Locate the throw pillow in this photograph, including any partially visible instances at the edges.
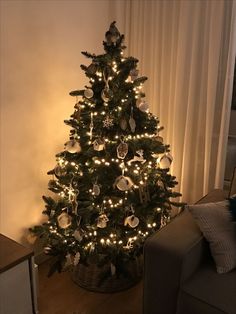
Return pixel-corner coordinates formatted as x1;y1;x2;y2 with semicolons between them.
188;200;236;274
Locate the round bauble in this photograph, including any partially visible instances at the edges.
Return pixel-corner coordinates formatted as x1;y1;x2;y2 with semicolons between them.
101;88;113;102
57;212;72;229
114;175;134;191
157;153;173;169
84;88;94;99
54;165;67;177
136;99;149;112
65;140;81;153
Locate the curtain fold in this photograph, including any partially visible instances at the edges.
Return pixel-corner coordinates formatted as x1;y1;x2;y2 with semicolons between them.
117;0;236;203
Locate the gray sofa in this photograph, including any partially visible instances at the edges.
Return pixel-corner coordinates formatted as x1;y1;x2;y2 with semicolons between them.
143;189;236;314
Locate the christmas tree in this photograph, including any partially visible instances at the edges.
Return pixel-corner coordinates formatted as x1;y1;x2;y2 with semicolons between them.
31;22;182;283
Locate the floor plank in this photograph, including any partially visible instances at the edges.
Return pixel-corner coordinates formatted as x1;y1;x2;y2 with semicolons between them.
38;261;143;314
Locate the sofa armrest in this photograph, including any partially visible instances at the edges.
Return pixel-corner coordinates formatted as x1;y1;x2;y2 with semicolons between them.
143;210;206;314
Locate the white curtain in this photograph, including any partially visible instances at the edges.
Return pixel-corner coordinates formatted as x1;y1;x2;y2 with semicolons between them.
113;0;236;203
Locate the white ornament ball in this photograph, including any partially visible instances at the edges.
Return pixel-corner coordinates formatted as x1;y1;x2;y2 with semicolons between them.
136;99;149;112
84;88;94;99
114;175;134;191
54;165;67;177
65;140;81;153
57;212;72;229
158;153;173;169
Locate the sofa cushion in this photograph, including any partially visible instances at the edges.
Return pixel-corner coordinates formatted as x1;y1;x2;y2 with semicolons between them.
187;200;236;273
179;262;236;314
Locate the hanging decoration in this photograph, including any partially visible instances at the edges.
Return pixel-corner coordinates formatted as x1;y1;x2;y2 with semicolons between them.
73;229;83;242
64;254;73;268
103;115;114;128
123;238;135;249
157;153;173;169
89;112;94;140
154;134;164;143
117;138;128;159
92;182;101;196
57;211;72;229
93;138;105;151
130;69;139;81
139;183;150;204
54;165;67;177
74;252;81;266
110;263;116;276
129;107;136;133
97;213;109;228
114;175;134;191
101;71;113;102
136;99;149;112
124;215;139;228
65;139;81;153
120;117;127;130
128;150;146;164
84;88;94;99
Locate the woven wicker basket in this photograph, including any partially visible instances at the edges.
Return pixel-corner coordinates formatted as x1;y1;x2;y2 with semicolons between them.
72;256;143;293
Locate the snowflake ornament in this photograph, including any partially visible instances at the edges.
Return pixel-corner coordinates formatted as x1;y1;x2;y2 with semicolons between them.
103;116;114;128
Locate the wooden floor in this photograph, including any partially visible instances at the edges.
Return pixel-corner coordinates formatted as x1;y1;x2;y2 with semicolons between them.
38;260;143;314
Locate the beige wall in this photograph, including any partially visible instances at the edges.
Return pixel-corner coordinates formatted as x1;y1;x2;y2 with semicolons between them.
0;0;124;245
